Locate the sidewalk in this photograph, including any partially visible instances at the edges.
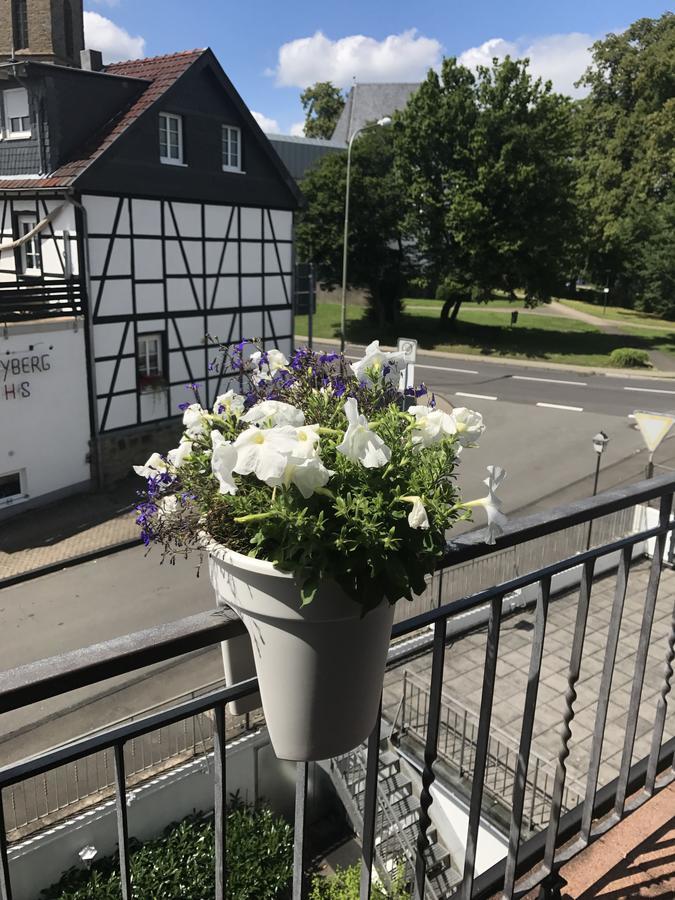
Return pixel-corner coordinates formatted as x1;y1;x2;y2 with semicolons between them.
0;477;141;582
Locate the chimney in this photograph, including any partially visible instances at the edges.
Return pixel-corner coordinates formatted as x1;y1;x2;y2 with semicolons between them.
80;49;104;72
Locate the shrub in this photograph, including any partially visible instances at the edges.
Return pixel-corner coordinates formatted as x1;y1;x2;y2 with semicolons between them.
40;802;293;900
608;347;651;368
309;862;409;899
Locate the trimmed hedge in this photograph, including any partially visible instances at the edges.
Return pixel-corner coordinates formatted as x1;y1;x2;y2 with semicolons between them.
609;347;651;368
40;801;293;900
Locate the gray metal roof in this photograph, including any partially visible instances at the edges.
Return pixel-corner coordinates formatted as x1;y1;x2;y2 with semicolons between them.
331;83;420;143
267;134;344;182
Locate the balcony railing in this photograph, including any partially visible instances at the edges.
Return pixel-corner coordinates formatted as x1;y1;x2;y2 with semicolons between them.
1;473;675;898
0;279;83;321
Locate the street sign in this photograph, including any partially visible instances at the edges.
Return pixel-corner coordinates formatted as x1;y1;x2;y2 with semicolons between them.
633;410;675;453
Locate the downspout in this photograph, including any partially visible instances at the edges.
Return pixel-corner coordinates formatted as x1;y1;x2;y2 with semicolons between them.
68;190;104;490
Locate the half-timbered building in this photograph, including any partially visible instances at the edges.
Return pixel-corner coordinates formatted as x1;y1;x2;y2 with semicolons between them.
0;4;300;510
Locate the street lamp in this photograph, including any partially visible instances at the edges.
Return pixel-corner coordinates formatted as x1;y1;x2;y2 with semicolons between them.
339;116;392;353
587;430;609;549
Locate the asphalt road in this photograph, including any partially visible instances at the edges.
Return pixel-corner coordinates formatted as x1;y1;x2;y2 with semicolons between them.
4;348;675;763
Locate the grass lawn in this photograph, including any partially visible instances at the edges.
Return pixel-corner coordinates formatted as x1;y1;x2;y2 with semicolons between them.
296;301;675;367
559;299;675;331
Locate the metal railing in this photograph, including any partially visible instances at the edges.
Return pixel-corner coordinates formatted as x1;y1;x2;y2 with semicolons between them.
0;279;83;321
1;474;675;899
399;671;585;833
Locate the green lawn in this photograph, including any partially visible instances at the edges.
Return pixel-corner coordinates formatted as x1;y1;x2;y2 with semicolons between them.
559;299;675;331
296;301;674;367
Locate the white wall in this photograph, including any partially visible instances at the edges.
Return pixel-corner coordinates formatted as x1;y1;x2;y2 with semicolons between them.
0;198;79;281
0;318;90;509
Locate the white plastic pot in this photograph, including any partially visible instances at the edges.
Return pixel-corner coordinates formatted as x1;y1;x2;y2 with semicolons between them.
207;543;395;761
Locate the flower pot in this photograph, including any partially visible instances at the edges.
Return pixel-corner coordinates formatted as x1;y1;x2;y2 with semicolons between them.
207;543;395;761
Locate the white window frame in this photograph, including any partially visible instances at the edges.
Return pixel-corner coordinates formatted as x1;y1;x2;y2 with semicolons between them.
222;125;242;173
159;112;185;166
137;332;165;389
3;88;31;140
0;470;25;506
16;212;41;275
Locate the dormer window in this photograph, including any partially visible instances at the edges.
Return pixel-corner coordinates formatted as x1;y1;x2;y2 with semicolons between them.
159;112;184;165
4;88;31;139
222;125;241;172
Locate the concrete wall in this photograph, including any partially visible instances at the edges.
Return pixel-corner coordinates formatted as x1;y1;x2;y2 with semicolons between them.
0;316;91;512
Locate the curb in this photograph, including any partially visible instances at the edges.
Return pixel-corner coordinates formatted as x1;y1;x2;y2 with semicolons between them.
0;537;141;590
294;335;675;380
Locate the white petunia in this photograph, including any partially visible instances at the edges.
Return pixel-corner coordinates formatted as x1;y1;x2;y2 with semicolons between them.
402;495;430;530
464;466;507;545
183;403;209;438
241;399;305;428
350;340;407;385
408;406;456;450
167;440;193;468
285;456;333;499
250;348;289;384
336;398;391;468
290;424;321;459
213;389;245;418
232;425;299;487
447;407;485;447
211;430;238;495
133;453;168;479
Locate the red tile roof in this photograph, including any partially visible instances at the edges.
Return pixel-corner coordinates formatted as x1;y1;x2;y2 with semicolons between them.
0;50;206;191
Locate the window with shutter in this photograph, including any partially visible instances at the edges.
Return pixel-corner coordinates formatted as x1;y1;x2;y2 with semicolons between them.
3;89;31;138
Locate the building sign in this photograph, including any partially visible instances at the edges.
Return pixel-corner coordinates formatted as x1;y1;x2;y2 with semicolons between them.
0;349;52;400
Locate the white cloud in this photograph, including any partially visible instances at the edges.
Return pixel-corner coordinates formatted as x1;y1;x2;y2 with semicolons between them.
290;122;305;137
458;32;594;98
251;111;280;133
273;29;442;89
83;11;145;63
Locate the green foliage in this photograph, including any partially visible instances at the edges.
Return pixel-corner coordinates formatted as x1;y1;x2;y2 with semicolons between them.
40;804;293;900
576;13;675;312
300;82;345;139
608;347;652;368
309;863;409;899
394;56;579;318
296;126;408;326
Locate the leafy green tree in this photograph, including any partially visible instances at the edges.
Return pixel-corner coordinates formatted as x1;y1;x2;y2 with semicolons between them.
301;82;345;139
394;56;580;324
296;126;409;326
576;13;675;312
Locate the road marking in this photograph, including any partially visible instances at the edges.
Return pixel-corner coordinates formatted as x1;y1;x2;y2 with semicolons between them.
416;363;480;375
536;402;584;412
456;391;498;401
624;386;675;395
513;375;587;387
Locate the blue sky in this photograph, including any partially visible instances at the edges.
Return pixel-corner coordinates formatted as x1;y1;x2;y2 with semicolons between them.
83;1;671;134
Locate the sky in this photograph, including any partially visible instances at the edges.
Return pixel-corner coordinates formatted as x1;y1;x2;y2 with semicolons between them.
83;1;671;135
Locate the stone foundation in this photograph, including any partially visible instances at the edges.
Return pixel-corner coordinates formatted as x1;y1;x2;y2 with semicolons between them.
98;419;183;485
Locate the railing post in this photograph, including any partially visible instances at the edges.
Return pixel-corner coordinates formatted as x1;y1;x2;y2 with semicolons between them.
113;744;132;900
213;703;227;900
459;710;468;776
413;618;447;900
401;670;407;735
360;701;383;900
0;789;12;900
293;762;309;900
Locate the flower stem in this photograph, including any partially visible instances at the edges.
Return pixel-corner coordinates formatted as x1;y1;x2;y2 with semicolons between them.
233;511;278;524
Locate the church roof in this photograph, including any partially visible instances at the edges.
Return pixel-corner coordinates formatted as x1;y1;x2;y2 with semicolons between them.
331;82;420;144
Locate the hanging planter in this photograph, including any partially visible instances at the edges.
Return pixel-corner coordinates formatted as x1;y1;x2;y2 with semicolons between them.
134;340;506;763
209;543;394;760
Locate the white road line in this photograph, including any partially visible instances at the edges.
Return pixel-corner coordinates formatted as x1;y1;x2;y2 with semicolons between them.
416;363;480;375
513;375;587;387
536;402;584;412
456;391;498;401
623;386;675;395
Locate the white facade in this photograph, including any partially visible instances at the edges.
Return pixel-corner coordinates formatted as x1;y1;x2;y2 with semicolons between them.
0;317;90;510
0;197;79;284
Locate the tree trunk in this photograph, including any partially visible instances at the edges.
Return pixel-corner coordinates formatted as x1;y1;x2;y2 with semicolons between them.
440;298;462;328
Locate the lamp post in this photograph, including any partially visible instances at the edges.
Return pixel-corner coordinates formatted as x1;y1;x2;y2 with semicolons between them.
587;430;609;549
339;116;392;353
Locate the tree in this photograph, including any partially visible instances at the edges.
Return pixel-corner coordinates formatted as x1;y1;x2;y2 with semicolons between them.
300;82;345;139
394;56;580;324
576;13;675;311
296;127;408;327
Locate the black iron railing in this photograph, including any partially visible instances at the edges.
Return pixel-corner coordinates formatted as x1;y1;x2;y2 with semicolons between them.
0;279;83;321
1;474;675;899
